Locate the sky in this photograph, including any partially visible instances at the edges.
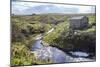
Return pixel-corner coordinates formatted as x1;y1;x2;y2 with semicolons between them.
12;0;95;3
12;1;95;15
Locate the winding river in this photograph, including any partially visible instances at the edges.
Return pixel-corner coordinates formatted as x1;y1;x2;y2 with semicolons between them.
31;28;94;63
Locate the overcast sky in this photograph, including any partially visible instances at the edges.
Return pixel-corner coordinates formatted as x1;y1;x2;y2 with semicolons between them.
12;1;95;15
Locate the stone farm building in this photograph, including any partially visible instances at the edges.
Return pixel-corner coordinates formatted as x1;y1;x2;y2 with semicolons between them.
69;16;89;30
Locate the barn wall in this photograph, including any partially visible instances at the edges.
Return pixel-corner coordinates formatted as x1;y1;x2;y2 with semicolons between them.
69;16;89;30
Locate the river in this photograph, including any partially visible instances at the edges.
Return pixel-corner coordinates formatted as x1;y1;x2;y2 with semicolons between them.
30;28;94;64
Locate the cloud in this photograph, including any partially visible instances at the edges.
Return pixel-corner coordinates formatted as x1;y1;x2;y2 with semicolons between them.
12;1;95;15
78;6;95;13
12;0;96;5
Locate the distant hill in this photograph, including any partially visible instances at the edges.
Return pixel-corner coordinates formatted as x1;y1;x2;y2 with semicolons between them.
12;13;95;17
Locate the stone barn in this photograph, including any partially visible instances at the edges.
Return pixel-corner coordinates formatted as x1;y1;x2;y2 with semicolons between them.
69;16;89;29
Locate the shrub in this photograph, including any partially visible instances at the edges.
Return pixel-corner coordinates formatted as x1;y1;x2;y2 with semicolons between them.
11;42;36;66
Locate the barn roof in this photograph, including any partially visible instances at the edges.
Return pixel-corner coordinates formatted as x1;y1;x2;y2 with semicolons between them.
69;16;86;20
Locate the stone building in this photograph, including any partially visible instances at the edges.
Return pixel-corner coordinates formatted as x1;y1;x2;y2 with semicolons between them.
69;16;89;29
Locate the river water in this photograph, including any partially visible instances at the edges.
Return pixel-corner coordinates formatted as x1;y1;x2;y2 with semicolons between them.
31;39;94;63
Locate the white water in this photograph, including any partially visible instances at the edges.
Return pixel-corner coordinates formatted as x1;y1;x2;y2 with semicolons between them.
69;51;89;57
